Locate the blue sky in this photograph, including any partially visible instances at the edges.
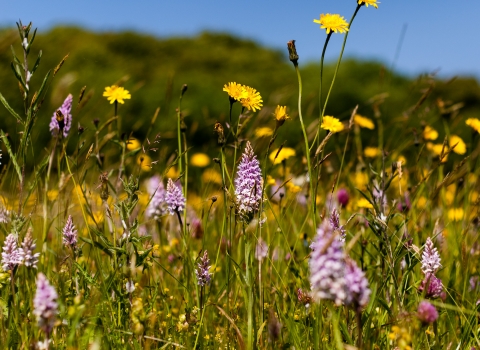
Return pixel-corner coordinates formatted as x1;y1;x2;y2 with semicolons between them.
2;0;479;79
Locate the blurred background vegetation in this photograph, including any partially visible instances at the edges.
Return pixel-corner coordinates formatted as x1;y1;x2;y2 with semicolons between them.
0;26;479;169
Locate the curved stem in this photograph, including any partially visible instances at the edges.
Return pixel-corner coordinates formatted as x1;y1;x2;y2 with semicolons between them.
321;6;361;120
294;63;316;226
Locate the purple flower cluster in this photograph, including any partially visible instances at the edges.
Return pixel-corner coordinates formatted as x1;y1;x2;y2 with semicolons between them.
19;229;40;269
146;175;167;220
344;258;371;310
1;233;22;271
62;215;77;248
419;237;444;299
234;141;263;221
309;214;370;308
165;178;186;215
195;250;212;287
255;237;268;261
417;300;439;324
49;94;73;138
33;273;58;334
421;237;441;274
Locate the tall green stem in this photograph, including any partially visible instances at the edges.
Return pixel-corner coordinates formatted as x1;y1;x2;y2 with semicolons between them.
321;6;361;121
294;64;316;227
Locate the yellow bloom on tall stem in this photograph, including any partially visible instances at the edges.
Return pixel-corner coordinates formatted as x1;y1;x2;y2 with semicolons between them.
223;82;247;102
466;118;480;133
358;0;380;8
103;85;131;104
449;135;466;155
423;126;438;141
354;114;375;129
321;116;344;133
313;14;349;34
240;85;263;112
269;147;296;164
274;105;290;127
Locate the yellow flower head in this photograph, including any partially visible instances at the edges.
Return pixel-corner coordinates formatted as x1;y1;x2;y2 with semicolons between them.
357;197;373;209
202;168;223;184
423;125;438;141
137;154;152;172
449;135;466;155
269;147;296;164
126;138;141;151
354;114;375;129
103;85;131;104
466;118;480;133
223;82;247;102
321;116;344;133
255;127;274;138
358;0;380;8
314;14;349;34
190;153;210;167
426;142;448;162
448;208;464;222
240;85;263;112
364;146;380;158
274;105;290;126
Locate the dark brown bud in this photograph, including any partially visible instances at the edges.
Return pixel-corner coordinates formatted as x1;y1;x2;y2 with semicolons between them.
181;84;188;96
287;40;299;66
93;118;99;128
214;122;226;146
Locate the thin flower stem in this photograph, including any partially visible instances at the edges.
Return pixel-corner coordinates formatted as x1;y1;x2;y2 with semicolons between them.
244;225;254;350
321;6;361;120
294;64;316;226
314;33;332;149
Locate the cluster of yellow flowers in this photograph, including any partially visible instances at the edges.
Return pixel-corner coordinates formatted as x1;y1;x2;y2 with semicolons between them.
223;82;263;112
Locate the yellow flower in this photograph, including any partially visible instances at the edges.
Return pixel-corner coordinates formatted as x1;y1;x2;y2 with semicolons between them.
286;182;302;193
255;127;274;138
321;116;344;133
423;125;438;141
449;135;466;155
137;154;152;172
426;142;448;162
190;153;210;167
417;196;427;209
165;166;179;179
269;147;296;164
202;168;223;185
357;197;373;209
47;189;59;202
448;208;464;222
358;0;379;8
274;105;289;126
466;118;480;133
313;14;349;34
103;85;131;104
354;172;368;190
240;85;263;112
223;82;247;101
354;114;375;129
364;147;380;158
126;138;141;151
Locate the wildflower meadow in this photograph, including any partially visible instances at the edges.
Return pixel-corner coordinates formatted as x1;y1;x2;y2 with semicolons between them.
1;1;480;349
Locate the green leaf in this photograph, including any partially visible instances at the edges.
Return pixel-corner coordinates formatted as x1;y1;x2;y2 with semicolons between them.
0;93;22;123
10;46;22;66
10;62;26;90
26;28;37;54
31;50;42;75
0;130;22;182
34;69;51;109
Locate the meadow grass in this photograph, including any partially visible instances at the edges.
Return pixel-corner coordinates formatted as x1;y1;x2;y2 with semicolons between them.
1;5;480;349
